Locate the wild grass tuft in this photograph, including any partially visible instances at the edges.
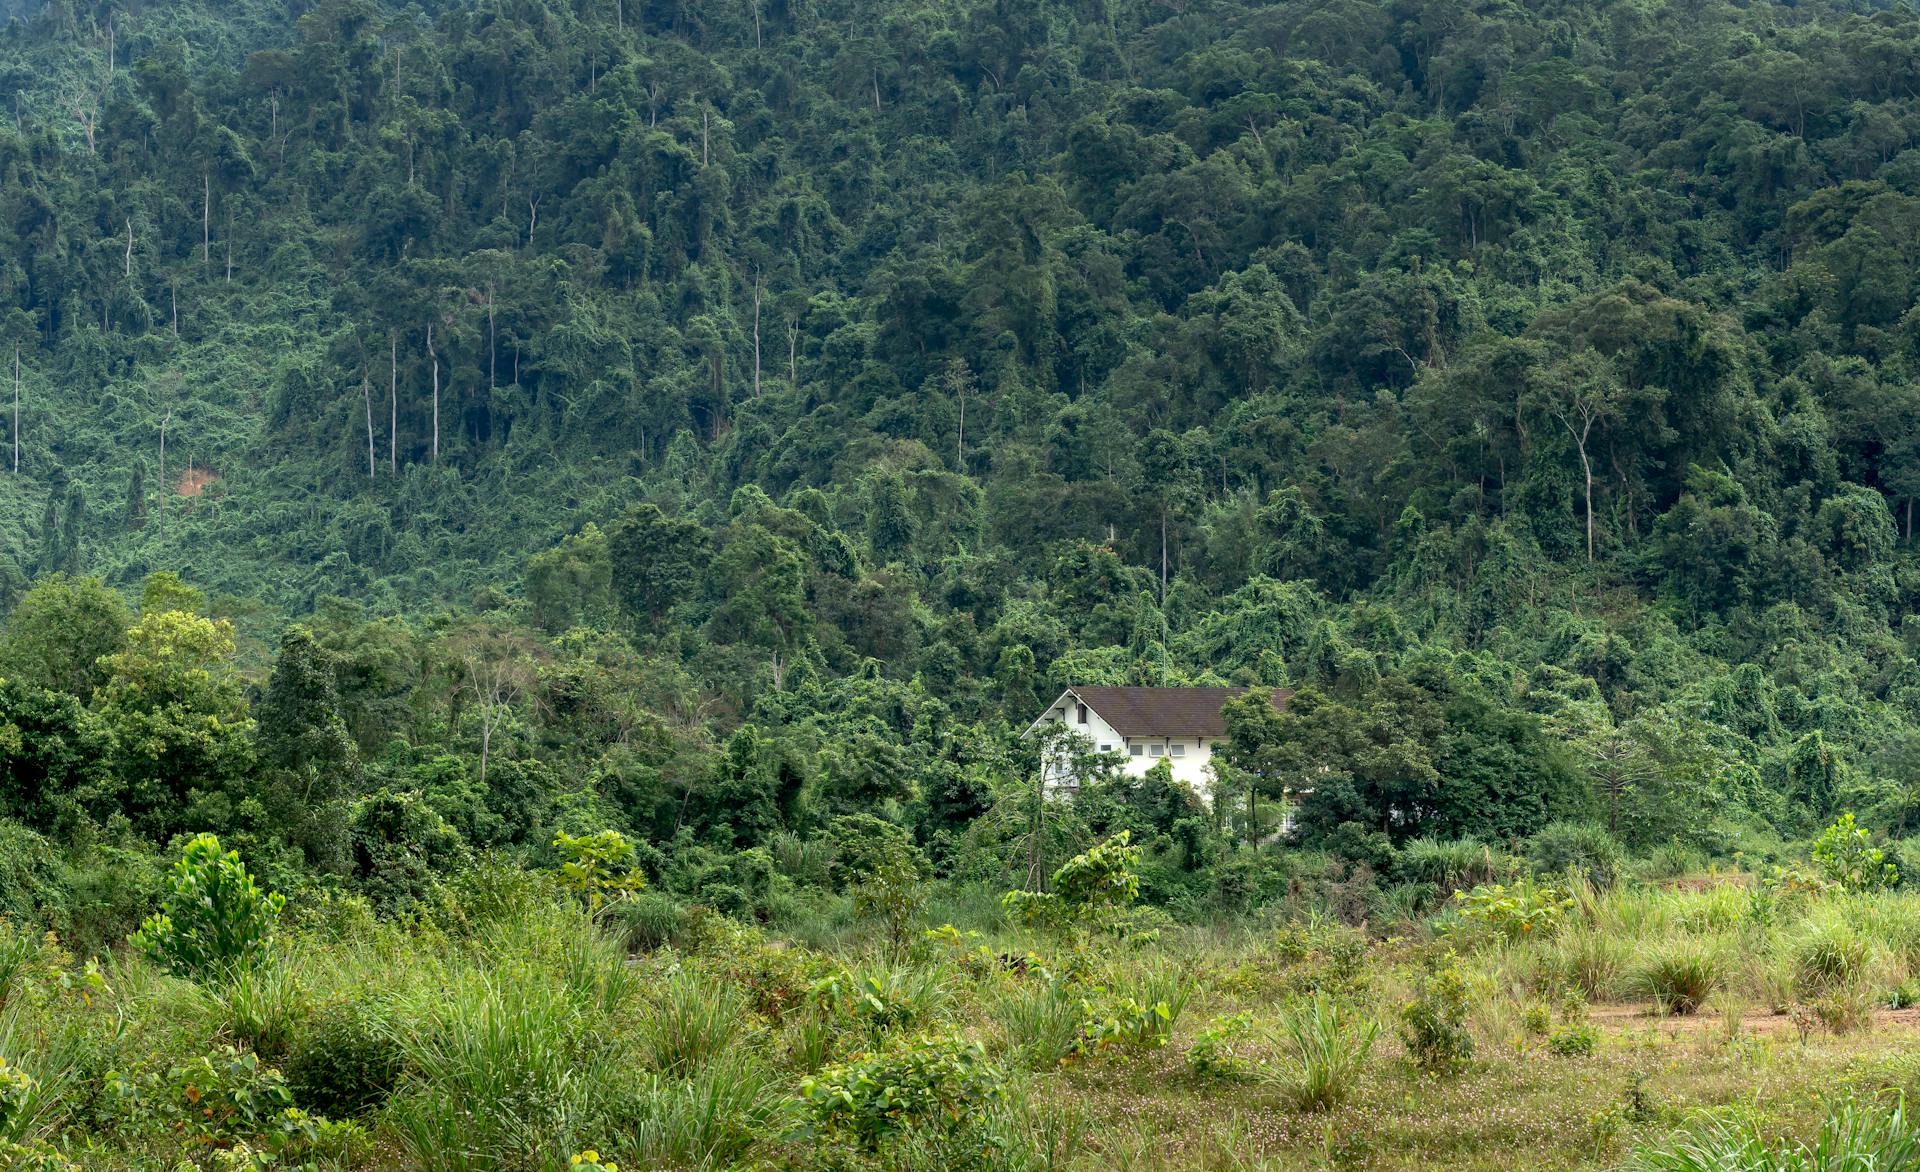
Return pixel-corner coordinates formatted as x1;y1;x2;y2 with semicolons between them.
637;968;748;1076
1625;1093;1920;1170
1267;992;1377;1112
1637;937;1726;1015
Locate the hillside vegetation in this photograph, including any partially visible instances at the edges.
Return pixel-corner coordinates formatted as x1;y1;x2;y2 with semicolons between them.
7;0;1920;1166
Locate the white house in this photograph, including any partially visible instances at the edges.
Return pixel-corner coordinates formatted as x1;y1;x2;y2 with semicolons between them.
1022;686;1293;804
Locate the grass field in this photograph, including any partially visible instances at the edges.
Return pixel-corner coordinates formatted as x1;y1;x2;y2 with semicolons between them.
11;847;1920;1170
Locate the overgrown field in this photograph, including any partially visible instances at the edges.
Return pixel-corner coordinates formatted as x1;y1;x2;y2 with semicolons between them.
13;830;1920;1170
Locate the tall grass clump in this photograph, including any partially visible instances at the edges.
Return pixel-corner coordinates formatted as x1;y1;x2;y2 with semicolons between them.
638;969;748;1076
389;973;611;1171
613;1051;788;1169
1268;993;1378;1111
1625;1093;1920;1170
1792;913;1876;998
1637;937;1726;1014
1398;837;1504;898
1547;923;1630;1001
211;957;307;1061
995;980;1083;1070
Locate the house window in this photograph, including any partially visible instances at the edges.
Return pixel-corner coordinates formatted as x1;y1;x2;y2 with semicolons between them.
1129;744;1143;757
1148;744;1165;757
1170;742;1186;758
1099;743;1112;753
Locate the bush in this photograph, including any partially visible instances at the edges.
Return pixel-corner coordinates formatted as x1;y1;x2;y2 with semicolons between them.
1811;813;1898;892
553;829;648;911
1399;956;1474;1074
130;834;285;980
1527;821;1627;890
1451;876;1575;941
801;1035;1005;1150
1270;992;1377;1111
1187;1012;1258;1080
1637;938;1725;1015
287;998;404;1118
1548;1024;1597;1057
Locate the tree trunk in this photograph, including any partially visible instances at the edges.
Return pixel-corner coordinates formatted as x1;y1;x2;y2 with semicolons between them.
10;344;17;473
1578;428;1594;562
389;331;398;473
202;173;210;268
751;276;763;398
363;374;375;480
427;323;439;463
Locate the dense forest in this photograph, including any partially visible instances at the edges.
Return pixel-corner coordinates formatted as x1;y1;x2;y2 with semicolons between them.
7;0;1920;890
8;0;1920;1166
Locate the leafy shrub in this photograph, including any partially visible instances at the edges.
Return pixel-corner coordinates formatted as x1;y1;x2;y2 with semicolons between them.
1399;957;1474;1074
1522;1003;1552;1037
1637;938;1725;1015
1527;821;1627;890
286;998;403;1118
1001;832;1142;937
813;963;951;1045
801;1035;1005;1150
1066;995;1175;1062
553;829;648;911
1548;1024;1597;1057
1188;1012;1258;1080
1452;876;1575;940
1811;813;1898;892
1270;920;1372;1001
1271;992;1378;1111
130;834;285;979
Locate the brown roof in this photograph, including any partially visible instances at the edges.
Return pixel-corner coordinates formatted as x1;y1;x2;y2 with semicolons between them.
1063;686;1292;737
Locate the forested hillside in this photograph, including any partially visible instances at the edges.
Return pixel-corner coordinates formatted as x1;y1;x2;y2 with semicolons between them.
5;0;1920;908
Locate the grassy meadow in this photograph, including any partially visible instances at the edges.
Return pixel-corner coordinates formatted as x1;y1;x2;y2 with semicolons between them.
11;835;1920;1170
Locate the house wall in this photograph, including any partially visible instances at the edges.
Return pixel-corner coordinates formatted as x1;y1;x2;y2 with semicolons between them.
1033;701;1220;803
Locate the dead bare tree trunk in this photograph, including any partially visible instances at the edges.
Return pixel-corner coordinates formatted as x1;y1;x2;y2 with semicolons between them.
750;271;763;398
10;344;18;473
427;323;439;463
202;173;210;269
362;373;375;480
389;331;398;473
157;409;171;535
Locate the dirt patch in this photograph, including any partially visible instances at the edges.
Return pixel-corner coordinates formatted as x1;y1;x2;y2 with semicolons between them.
1591;1001;1920;1037
175;467;216;497
1656;873;1753;892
